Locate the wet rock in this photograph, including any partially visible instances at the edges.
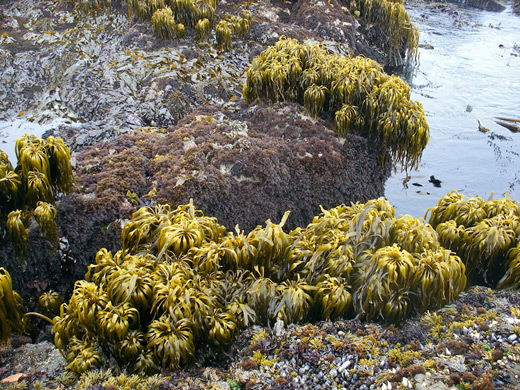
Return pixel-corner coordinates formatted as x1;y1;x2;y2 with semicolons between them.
0;341;66;380
425;0;505;12
69;103;389;235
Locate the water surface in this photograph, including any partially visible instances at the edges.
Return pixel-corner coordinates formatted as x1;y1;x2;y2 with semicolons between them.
385;2;520;218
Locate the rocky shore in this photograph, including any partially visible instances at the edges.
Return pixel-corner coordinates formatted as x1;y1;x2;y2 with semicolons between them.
2;0;520;389
0;0;394;303
2;286;520;389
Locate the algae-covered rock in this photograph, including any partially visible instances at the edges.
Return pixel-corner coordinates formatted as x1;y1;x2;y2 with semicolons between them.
70;102;390;233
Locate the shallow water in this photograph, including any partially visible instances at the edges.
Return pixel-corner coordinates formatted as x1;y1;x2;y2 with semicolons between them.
385;2;520;218
0;118;72;163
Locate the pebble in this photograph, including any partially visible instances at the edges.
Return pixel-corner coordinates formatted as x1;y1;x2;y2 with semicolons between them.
338;361;348;372
508;334;518;342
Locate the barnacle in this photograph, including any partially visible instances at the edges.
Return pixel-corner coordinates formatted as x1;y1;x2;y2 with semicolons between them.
0;268;26;344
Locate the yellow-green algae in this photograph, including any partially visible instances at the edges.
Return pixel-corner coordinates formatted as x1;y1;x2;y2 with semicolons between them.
52;198;467;374
242;37;429;172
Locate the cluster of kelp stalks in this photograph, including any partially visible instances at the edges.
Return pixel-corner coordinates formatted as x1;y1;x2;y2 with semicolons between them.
243;37;429;172
69;0;251;47
2;188;512;376
46;199;466;374
4;188;520;375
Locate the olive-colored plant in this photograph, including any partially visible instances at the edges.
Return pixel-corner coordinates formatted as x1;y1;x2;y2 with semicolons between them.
1;134;72;258
195;18;210;41
34;201;59;245
349;0;419;66
151;7;178;40
413;248;467;312
0;268;27;344
354;244;417;323
215;20;231;52
497;244;520;289
228;10;252;38
53;198;469;374
242;37;429;171
39;290;64;318
427;190;520;286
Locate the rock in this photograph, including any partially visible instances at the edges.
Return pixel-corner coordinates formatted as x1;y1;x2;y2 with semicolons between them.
1;373;28;384
0;341;66;379
3;102;389;305
415;374;451;390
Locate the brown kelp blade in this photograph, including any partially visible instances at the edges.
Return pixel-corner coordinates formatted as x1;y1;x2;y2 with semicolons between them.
494;117;520;133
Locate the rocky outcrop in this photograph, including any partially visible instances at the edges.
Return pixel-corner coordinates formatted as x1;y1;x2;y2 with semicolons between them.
2;102;390;304
0;0;396;304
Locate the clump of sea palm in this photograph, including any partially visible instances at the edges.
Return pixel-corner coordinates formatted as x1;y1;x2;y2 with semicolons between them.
216;20;232;51
53;197;470;374
427;190;520;286
349;0;419;66
1;134;73;258
0;268;27;344
242;37;429;172
151;7;178;40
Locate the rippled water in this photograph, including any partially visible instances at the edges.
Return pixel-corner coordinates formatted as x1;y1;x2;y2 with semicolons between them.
385;2;520;218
